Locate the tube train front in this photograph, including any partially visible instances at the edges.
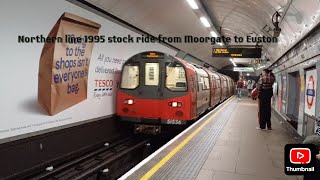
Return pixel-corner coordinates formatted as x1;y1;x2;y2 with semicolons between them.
116;51;234;134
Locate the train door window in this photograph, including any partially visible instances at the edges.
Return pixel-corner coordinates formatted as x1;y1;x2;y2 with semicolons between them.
211;76;213;88
197;75;200;92
190;76;194;92
145;63;159;86
200;77;205;90
165;63;187;91
121;63;139;89
203;77;209;90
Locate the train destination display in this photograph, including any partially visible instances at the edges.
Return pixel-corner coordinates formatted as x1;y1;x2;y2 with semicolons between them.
212;48;262;58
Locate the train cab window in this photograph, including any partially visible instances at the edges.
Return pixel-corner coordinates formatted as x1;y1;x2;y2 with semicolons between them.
145;63;159;86
166;63;187;91
121;63;139;89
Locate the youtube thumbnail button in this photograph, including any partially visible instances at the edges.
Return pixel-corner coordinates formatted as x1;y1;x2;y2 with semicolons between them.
285;144;317;175
290;148;311;164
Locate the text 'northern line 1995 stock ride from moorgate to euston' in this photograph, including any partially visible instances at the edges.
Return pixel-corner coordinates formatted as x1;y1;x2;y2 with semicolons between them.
17;34;278;45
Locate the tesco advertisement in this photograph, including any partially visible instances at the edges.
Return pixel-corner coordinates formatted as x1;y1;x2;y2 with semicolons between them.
0;0;176;141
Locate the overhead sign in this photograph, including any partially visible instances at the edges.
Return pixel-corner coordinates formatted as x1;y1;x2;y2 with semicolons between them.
212;48;261;58
252;58;266;65
141;52;164;59
233;67;254;72
304;69;317;116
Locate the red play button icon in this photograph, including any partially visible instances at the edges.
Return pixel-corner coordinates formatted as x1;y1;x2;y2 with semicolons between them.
297;152;304;159
290;148;311;164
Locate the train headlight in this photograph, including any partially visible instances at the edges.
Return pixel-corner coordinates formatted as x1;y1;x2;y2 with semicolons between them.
124;99;134;105
128;99;134;104
172;102;177;107
168;102;182;107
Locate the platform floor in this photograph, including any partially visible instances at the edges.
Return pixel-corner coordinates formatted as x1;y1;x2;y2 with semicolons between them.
121;97;304;180
195;97;302;180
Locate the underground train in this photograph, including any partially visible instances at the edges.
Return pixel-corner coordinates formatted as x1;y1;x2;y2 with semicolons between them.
116;51;235;134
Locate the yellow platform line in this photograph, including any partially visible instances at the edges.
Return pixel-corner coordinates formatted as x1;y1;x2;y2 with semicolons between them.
140;97;235;180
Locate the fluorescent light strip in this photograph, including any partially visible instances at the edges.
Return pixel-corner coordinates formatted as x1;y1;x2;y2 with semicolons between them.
200;17;210;27
230;58;236;66
186;0;198;9
210;31;218;37
257;65;266;70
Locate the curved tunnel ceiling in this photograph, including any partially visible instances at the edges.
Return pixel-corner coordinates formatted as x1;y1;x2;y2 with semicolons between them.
86;0;320;69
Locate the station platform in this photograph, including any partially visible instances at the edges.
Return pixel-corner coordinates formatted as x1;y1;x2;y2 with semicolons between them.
119;96;303;180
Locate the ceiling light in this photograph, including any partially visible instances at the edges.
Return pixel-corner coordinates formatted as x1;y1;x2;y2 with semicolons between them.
229;58;233;61
257;65;266;70
200;17;210;27
247;73;250;76
186;0;199;9
210;31;218;37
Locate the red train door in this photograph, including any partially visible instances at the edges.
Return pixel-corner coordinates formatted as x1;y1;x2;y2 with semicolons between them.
143;62;163;118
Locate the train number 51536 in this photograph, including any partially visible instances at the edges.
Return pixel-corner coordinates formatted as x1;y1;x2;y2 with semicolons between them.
166;119;182;125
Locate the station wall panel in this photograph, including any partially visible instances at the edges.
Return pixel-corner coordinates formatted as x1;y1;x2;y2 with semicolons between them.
0;0;177;142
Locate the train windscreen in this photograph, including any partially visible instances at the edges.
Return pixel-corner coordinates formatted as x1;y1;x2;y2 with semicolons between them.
121;63;139;89
165;63;187;91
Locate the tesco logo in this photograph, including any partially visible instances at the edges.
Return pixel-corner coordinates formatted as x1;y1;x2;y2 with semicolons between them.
95;79;114;88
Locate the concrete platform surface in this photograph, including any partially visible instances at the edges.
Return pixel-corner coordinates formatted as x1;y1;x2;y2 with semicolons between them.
196;97;302;180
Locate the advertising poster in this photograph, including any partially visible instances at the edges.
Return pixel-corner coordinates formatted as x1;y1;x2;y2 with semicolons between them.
277;74;282;112
272;82;278;108
281;73;287;114
0;0;176;141
304;69;317;116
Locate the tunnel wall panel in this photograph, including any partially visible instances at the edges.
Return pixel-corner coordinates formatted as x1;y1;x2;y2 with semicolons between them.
0;0;177;143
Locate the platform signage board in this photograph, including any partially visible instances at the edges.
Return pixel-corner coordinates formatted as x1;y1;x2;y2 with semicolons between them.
251;59;266;65
233;67;254;72
304;69;317;116
212;48;261;58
